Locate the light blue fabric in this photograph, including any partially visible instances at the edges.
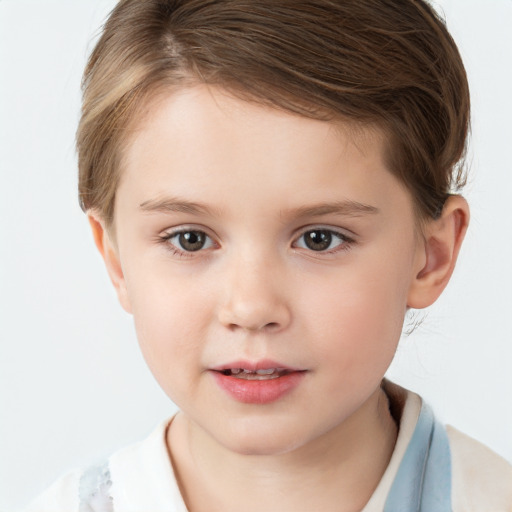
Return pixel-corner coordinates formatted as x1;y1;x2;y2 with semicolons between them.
384;401;452;511
79;462;114;512
77;401;451;511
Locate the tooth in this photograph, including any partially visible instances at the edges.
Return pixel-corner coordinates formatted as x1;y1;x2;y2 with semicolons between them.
231;368;242;375
256;369;275;375
242;369;253;374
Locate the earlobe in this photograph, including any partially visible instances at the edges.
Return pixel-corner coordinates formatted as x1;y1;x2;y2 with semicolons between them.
88;213;132;314
407;195;470;309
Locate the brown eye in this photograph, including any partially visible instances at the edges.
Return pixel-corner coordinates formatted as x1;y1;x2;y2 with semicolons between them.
303;230;333;251
168;230;213;252
295;229;350;253
178;231;206;251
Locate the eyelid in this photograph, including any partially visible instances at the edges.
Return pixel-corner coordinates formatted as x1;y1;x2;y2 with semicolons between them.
293;224;356;241
157;225;219;256
292;225;356;253
159;223;218;239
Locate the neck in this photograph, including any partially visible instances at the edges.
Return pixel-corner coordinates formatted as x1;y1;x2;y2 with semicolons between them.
168;386;397;512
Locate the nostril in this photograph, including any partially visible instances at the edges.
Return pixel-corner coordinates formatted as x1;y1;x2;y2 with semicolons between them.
218;299;291;332
247;321;281;332
225;321;280;332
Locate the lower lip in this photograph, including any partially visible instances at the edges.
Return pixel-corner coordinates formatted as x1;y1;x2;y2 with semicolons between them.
211;371;306;404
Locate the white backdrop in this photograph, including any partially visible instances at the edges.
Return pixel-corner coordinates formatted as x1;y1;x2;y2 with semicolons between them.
1;1;511;510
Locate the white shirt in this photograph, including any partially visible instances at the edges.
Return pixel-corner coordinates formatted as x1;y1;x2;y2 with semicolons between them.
23;386;512;511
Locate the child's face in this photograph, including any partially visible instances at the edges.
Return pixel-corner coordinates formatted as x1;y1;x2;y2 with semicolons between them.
105;85;427;455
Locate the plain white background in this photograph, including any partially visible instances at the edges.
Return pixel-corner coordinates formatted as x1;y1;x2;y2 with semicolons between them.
1;0;511;510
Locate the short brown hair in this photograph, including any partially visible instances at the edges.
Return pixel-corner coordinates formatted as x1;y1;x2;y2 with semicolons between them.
77;0;470;225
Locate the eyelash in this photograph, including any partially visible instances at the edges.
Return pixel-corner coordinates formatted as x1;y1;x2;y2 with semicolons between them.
157;228;216;258
293;228;354;255
157;226;355;258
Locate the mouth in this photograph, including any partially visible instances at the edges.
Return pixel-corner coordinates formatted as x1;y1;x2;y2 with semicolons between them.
210;360;306;404
217;368;293;380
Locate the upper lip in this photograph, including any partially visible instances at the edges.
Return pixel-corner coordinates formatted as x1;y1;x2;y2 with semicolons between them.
210;359;304;372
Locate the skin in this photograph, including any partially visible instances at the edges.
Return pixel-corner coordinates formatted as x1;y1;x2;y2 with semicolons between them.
90;85;469;511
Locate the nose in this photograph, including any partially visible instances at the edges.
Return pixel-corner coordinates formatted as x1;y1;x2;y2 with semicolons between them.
217;254;292;333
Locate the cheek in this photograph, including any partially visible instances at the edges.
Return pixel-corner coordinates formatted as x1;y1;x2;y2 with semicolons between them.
300;255;412;370
124;268;212;390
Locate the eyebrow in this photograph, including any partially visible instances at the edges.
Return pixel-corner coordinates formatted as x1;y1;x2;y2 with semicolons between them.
285;201;379;219
139;197;221;217
139;197;379;218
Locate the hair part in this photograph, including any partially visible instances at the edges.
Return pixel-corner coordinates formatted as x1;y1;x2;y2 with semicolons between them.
77;0;470;226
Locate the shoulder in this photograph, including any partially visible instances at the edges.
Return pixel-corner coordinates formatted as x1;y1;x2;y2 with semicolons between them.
21;418;179;512
381;381;512;511
21;469;81;512
447;425;512;512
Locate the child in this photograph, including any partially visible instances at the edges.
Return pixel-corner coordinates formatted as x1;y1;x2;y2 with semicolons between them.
23;0;512;510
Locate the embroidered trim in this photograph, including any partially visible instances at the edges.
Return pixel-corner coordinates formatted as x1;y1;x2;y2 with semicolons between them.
79;462;114;512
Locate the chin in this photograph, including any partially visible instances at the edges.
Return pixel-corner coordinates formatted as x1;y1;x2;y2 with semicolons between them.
214;418;310;457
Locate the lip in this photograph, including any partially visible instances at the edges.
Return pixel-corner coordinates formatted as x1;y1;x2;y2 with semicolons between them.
211;359;303;373
210;359;306;404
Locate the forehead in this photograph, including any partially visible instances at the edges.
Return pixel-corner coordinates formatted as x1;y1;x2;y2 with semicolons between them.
125;83;386;158
116;85;412;221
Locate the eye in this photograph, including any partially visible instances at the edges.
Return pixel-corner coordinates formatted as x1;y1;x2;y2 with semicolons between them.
165;230;215;252
294;228;350;252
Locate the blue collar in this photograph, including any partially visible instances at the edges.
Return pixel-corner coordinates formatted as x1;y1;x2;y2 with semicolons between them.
384;401;452;511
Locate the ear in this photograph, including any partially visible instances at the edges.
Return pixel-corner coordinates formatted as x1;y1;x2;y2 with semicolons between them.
407;195;469;309
88;213;132;314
